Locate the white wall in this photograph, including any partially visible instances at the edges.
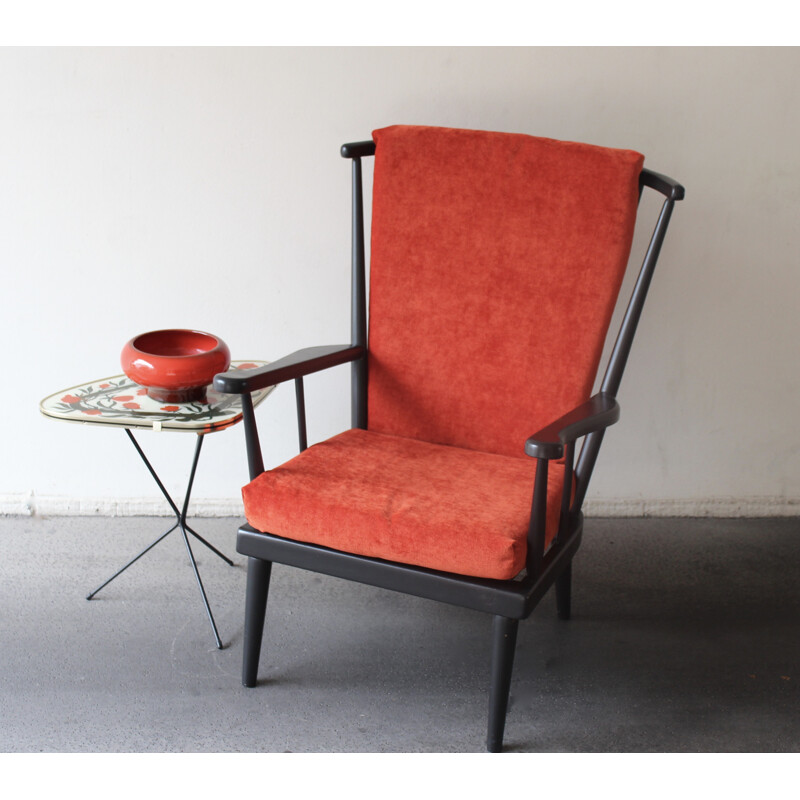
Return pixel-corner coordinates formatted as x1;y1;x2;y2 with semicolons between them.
2;47;798;517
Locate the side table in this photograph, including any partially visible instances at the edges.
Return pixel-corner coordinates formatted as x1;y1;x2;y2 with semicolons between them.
39;361;275;649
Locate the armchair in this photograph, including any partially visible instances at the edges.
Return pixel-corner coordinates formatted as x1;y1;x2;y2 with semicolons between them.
214;125;684;751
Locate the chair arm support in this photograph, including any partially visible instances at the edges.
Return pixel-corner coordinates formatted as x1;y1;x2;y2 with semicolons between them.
524;393;620;460
213;344;365;394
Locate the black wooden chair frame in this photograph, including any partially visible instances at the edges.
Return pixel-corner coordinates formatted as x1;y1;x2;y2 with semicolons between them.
213;138;685;752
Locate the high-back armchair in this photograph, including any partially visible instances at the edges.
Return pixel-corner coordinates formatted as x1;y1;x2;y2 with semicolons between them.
213;125;684;752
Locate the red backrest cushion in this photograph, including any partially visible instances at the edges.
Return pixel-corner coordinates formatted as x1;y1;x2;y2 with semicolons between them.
367;125;644;458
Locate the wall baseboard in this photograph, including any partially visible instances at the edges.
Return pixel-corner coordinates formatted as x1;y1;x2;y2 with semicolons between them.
0;494;245;518
583;497;800;518
2;493;799;519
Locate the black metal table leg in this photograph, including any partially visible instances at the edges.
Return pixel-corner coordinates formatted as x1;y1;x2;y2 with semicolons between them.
178;437;233;566
86;522;178;600
86;429;232;649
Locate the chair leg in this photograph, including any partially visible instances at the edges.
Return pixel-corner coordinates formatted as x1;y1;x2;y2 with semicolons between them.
556;560;572;621
242;557;272;688
487;615;519;753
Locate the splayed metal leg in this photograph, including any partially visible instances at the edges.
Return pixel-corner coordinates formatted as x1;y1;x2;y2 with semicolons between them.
86;429;231;648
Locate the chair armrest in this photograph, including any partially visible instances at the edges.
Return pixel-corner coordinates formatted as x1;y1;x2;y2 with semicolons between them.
524;392;620;460
213;344;364;394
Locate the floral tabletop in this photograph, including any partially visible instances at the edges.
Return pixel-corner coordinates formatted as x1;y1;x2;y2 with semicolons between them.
40;361;274;433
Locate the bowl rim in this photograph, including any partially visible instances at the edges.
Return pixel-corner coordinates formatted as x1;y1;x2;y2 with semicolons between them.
128;329;226;359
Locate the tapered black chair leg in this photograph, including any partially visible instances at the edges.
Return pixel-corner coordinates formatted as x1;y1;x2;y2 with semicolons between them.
242;557;273;688
556;561;572;621
487;615;519;752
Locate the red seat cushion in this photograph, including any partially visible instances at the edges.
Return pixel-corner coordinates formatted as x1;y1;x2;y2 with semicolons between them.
242;428;566;580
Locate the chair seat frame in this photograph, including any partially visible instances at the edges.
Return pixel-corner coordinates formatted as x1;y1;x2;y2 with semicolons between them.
213;137;684;752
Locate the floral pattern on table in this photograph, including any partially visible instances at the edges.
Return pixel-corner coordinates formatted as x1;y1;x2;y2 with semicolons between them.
40;361;274;433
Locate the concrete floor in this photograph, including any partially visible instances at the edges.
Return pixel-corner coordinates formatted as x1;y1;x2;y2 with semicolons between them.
0;515;798;753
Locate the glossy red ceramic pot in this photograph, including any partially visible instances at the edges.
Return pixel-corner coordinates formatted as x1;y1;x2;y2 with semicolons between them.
121;329;231;403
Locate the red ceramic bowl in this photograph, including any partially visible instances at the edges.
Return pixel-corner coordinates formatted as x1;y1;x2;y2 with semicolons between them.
121;329;231;403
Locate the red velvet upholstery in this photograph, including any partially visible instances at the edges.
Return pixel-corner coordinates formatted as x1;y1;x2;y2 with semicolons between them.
243;428;565;580
242;126;643;580
368;125;643;457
